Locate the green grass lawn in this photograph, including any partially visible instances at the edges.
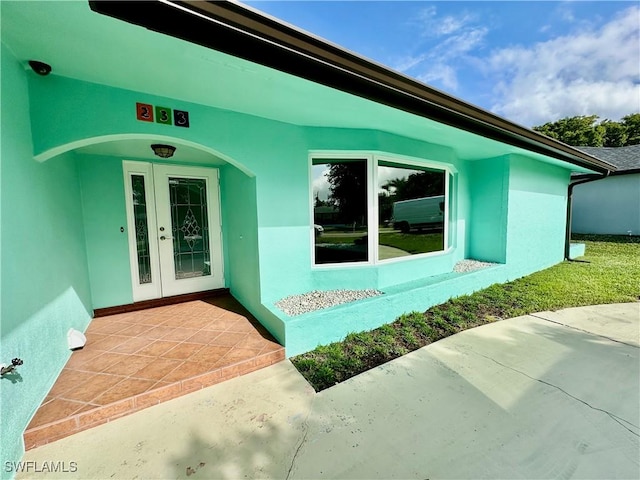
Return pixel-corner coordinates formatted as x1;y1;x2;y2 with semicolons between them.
379;231;443;254
317;230;443;254
292;234;640;391
317;234;364;245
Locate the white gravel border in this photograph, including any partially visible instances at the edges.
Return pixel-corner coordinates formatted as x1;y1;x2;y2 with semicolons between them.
275;289;382;316
454;259;498;273
276;260;496;316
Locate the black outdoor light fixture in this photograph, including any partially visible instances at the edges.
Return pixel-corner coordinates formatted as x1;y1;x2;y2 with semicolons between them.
151;144;176;158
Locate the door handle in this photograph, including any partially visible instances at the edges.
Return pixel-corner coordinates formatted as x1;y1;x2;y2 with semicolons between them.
160;235;173;241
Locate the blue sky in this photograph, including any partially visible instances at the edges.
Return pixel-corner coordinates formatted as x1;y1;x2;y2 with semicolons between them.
244;1;640;127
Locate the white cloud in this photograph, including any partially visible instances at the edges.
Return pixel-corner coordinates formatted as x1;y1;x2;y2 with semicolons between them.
394;53;426;73
418;64;459;91
417;6;475;37
487;6;640;126
395;6;488;92
557;3;576;23
438;27;488;57
312;165;331;201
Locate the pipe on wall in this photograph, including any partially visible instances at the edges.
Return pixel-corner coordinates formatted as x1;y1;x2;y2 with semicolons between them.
564;171;610;260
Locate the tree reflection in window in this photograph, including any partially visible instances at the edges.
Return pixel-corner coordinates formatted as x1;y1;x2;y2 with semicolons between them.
313;159;368;264
131;175;152;284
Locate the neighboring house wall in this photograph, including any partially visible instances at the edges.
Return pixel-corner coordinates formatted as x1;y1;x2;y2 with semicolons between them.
1;45;93;467
572;174;640;235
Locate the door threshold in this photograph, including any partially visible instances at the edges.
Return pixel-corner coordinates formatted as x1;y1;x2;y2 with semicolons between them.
93;288;230;317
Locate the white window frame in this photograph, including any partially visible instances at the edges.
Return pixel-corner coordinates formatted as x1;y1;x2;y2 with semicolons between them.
309;150;456;268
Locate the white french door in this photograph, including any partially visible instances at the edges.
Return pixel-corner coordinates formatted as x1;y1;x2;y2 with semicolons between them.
123;161;224;301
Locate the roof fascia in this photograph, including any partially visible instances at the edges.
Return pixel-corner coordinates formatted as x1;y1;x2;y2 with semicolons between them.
573;168;640;180
88;0;616;174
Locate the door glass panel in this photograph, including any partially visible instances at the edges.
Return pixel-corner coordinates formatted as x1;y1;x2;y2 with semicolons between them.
131;175;152;284
378;162;445;260
169;177;211;279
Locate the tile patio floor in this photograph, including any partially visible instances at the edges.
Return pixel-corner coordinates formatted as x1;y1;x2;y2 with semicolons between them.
24;295;284;450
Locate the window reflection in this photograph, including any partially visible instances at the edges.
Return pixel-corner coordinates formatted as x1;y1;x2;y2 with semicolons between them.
313;159;368;264
378;162;445;260
168;177;211;279
131;175;152;284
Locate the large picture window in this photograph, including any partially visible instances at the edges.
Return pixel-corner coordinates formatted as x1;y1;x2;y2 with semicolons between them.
312;153;450;266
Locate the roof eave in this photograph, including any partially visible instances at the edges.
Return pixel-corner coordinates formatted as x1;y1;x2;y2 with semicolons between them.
88;0;616;174
573;167;640;180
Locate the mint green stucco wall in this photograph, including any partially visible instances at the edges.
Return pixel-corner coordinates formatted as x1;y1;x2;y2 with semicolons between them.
76;155;132;308
468;157;509;263
23;75;576;358
27;77;472;302
506;155;569;274
0;45;92;474
220;166;260;306
220;165;285;342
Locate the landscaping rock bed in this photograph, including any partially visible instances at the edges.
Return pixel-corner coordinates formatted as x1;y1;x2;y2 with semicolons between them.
454;259;499;273
276;289;383;316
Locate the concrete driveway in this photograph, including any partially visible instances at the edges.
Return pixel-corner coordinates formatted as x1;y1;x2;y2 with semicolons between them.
18;303;639;479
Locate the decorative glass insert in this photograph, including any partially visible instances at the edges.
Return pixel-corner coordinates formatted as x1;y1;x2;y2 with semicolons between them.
168;177;211;279
312;159;368;264
378;162;445;260
131;175;152;284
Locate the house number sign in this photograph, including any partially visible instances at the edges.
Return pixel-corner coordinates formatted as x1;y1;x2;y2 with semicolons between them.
136;102;190;128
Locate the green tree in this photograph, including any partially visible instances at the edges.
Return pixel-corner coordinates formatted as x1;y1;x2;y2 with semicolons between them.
533;115;605;146
602;120;628;147
381;177;407;198
533;113;640;147
622;113;640;145
378;192;393;225
402;171;444;199
314;193;331;208
327;162;367;225
382;171;444;201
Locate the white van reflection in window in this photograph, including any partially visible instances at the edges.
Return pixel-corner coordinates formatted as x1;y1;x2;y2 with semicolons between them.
391;195;444;233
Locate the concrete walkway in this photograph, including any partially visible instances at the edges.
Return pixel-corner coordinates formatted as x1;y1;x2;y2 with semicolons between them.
18;303;639;479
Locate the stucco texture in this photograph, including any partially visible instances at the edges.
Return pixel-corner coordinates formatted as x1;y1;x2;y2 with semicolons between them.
1;45;93;476
572;174;640;235
23;74;577;356
1;2;589;471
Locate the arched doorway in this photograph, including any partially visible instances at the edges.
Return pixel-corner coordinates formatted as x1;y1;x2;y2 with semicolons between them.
51;134;254;308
